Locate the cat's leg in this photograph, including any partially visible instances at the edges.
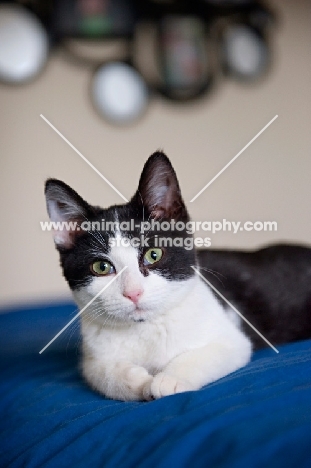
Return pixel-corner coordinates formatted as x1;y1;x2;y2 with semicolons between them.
82;357;153;401
144;341;252;399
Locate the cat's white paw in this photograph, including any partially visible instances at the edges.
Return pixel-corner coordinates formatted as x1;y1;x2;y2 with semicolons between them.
114;363;153;400
124;365;151;390
144;372;195;400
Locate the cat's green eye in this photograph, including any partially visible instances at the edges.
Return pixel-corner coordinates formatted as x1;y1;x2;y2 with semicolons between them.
144;248;163;266
91;260;115;276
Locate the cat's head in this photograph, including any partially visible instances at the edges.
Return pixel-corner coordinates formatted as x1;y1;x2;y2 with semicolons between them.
45;151;197;324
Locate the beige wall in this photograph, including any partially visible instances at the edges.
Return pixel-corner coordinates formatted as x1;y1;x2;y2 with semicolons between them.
0;0;310;308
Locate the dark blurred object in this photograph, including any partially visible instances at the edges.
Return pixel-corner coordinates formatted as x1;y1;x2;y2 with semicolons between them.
52;0;138;40
156;15;213;101
199;0;256;9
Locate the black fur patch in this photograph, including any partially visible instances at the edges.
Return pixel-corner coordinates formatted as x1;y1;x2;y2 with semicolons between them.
197;244;311;349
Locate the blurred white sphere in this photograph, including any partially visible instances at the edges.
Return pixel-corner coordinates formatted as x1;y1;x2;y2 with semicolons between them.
92;62;149;124
223;25;268;79
0;5;49;83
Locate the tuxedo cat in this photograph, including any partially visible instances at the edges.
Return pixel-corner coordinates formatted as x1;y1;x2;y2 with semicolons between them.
45;151;310;401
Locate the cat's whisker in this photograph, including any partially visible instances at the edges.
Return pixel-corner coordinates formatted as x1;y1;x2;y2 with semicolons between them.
141;212;155;238
137;191;146;227
76;212;107;249
195;266;226;286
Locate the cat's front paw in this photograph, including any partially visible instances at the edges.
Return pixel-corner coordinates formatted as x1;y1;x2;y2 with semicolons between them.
144;372;194;400
118;364;153;400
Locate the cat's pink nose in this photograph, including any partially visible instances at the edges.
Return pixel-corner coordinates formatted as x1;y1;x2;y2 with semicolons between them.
124;289;143;304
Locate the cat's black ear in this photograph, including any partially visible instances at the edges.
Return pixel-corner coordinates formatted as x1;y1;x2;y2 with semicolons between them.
133;151;189;220
45;179;92;249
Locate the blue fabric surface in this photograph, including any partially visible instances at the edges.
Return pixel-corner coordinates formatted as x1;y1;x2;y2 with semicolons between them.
0;302;310;468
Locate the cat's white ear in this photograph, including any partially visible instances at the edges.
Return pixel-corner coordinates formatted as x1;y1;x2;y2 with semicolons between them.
45;179;90;248
135;151;189;220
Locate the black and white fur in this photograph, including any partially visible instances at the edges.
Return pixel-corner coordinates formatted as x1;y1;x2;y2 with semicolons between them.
45;151;311;401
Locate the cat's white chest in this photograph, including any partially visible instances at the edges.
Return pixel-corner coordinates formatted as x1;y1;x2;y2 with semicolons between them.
81;279;233;372
82;315;189;373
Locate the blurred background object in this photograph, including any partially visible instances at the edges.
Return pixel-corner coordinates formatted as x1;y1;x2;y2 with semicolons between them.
0;0;275;123
92;62;149;123
0;0;310;307
221;24;269;79
0;3;49;83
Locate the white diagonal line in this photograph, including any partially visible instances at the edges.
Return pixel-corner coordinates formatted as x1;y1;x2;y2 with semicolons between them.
39;266;128;354
40;114;129;202
191;266;279;353
190;115;278;202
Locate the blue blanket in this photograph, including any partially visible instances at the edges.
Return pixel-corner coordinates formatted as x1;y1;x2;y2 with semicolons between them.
1;302;310;467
